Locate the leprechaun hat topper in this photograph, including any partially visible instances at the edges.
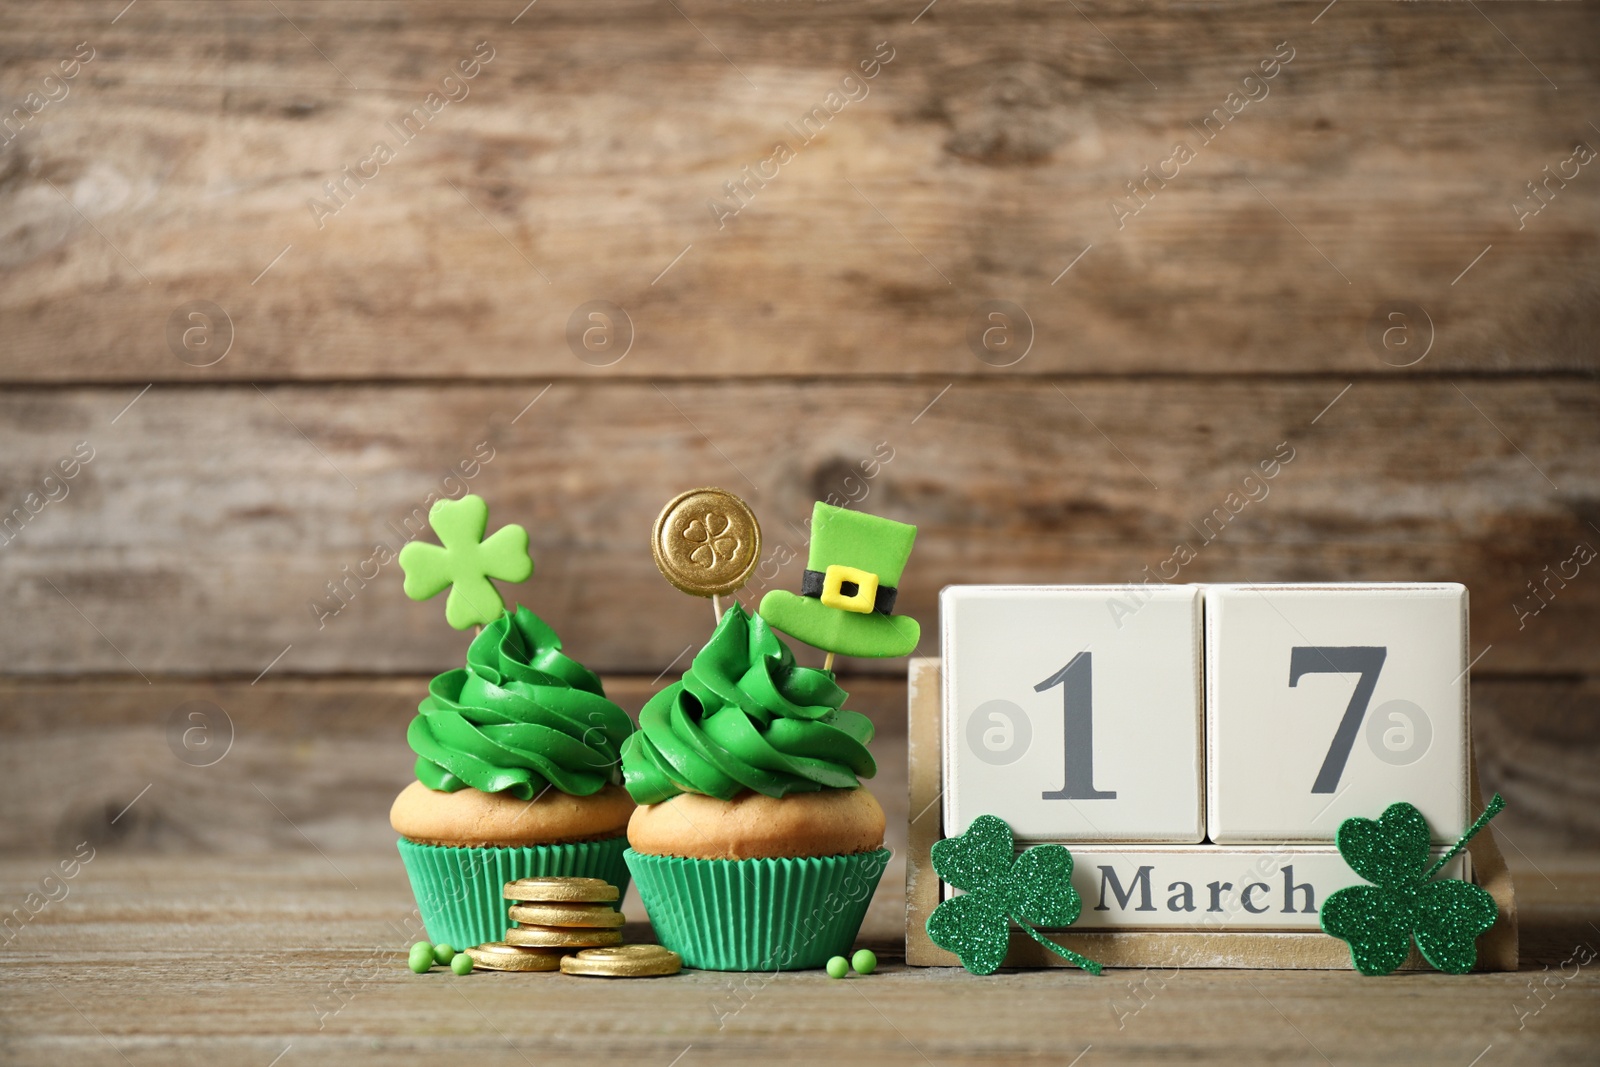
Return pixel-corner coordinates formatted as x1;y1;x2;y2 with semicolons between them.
757;501;920;658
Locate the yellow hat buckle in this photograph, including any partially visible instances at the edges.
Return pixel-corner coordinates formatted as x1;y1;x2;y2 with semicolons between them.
819;564;879;614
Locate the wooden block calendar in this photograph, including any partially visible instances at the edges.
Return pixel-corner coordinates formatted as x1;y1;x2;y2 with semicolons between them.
906;583;1517;970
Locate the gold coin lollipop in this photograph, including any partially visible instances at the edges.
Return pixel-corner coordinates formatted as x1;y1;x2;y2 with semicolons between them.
652;487;761;598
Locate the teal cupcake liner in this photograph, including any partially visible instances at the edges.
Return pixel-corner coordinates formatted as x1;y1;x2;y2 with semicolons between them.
625;847;889;971
397;836;631;948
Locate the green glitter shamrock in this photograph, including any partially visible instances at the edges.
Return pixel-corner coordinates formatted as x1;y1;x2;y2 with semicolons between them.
397;494;534;630
926;814;1102;976
1321;794;1506;976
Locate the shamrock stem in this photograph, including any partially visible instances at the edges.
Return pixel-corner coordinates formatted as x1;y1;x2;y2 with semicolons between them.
823;651;836;674
1015;917;1103;976
1422;792;1506;882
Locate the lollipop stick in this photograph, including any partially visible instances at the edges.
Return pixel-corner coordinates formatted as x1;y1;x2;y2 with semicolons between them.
823;651;836;673
712;594;724;623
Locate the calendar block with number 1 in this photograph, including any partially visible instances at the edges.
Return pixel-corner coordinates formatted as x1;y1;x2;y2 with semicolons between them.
942;585;1204;843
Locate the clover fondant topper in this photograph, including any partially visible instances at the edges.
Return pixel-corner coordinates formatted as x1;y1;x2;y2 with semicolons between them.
926;814;1102;976
1320;793;1505;976
758;501;920;660
397;495;534;629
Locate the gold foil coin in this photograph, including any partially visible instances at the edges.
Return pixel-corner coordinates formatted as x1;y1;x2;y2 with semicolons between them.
463;943;565;972
652;487;761;598
505;924;625;949
560;944;683;978
507;902;626;928
503;877;620;904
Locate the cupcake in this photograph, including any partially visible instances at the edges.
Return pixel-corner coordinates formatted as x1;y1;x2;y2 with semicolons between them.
390;495;635;948
621;602;890;971
393;606;635;947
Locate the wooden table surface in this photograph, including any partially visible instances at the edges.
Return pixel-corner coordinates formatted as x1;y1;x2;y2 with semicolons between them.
3;853;1598;1067
5;673;1600;1063
5;674;1599;1066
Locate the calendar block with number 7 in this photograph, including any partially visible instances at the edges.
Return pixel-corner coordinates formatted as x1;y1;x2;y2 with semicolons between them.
1205;584;1469;844
942;585;1204;843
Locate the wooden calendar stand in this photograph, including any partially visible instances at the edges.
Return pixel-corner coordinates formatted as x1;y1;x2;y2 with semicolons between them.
904;658;1519;971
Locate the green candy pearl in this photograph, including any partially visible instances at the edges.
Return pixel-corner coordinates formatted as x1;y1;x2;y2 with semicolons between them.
825;956;850;979
433;943;456;966
408;942;435;973
451;952;473;976
851;949;877;975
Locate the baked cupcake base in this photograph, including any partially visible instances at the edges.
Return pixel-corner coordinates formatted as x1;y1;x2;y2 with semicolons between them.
626;788;885;860
391;780;635;847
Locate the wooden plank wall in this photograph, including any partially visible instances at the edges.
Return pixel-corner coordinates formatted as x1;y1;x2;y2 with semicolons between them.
0;1;1596;855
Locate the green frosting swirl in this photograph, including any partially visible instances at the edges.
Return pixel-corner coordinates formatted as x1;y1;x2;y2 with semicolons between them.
621;603;875;804
408;606;634;800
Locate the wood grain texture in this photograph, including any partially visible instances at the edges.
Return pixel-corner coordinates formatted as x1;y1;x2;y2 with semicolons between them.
0;676;911;864
0;1;1595;382
2;379;1595;676
1;853;1597;1066
0;673;1587;859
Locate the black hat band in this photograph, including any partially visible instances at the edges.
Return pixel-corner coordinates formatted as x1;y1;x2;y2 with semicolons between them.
800;569;898;615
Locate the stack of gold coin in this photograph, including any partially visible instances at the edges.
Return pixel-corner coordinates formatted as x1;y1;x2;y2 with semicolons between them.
503;877;625;951
470;876;682;978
